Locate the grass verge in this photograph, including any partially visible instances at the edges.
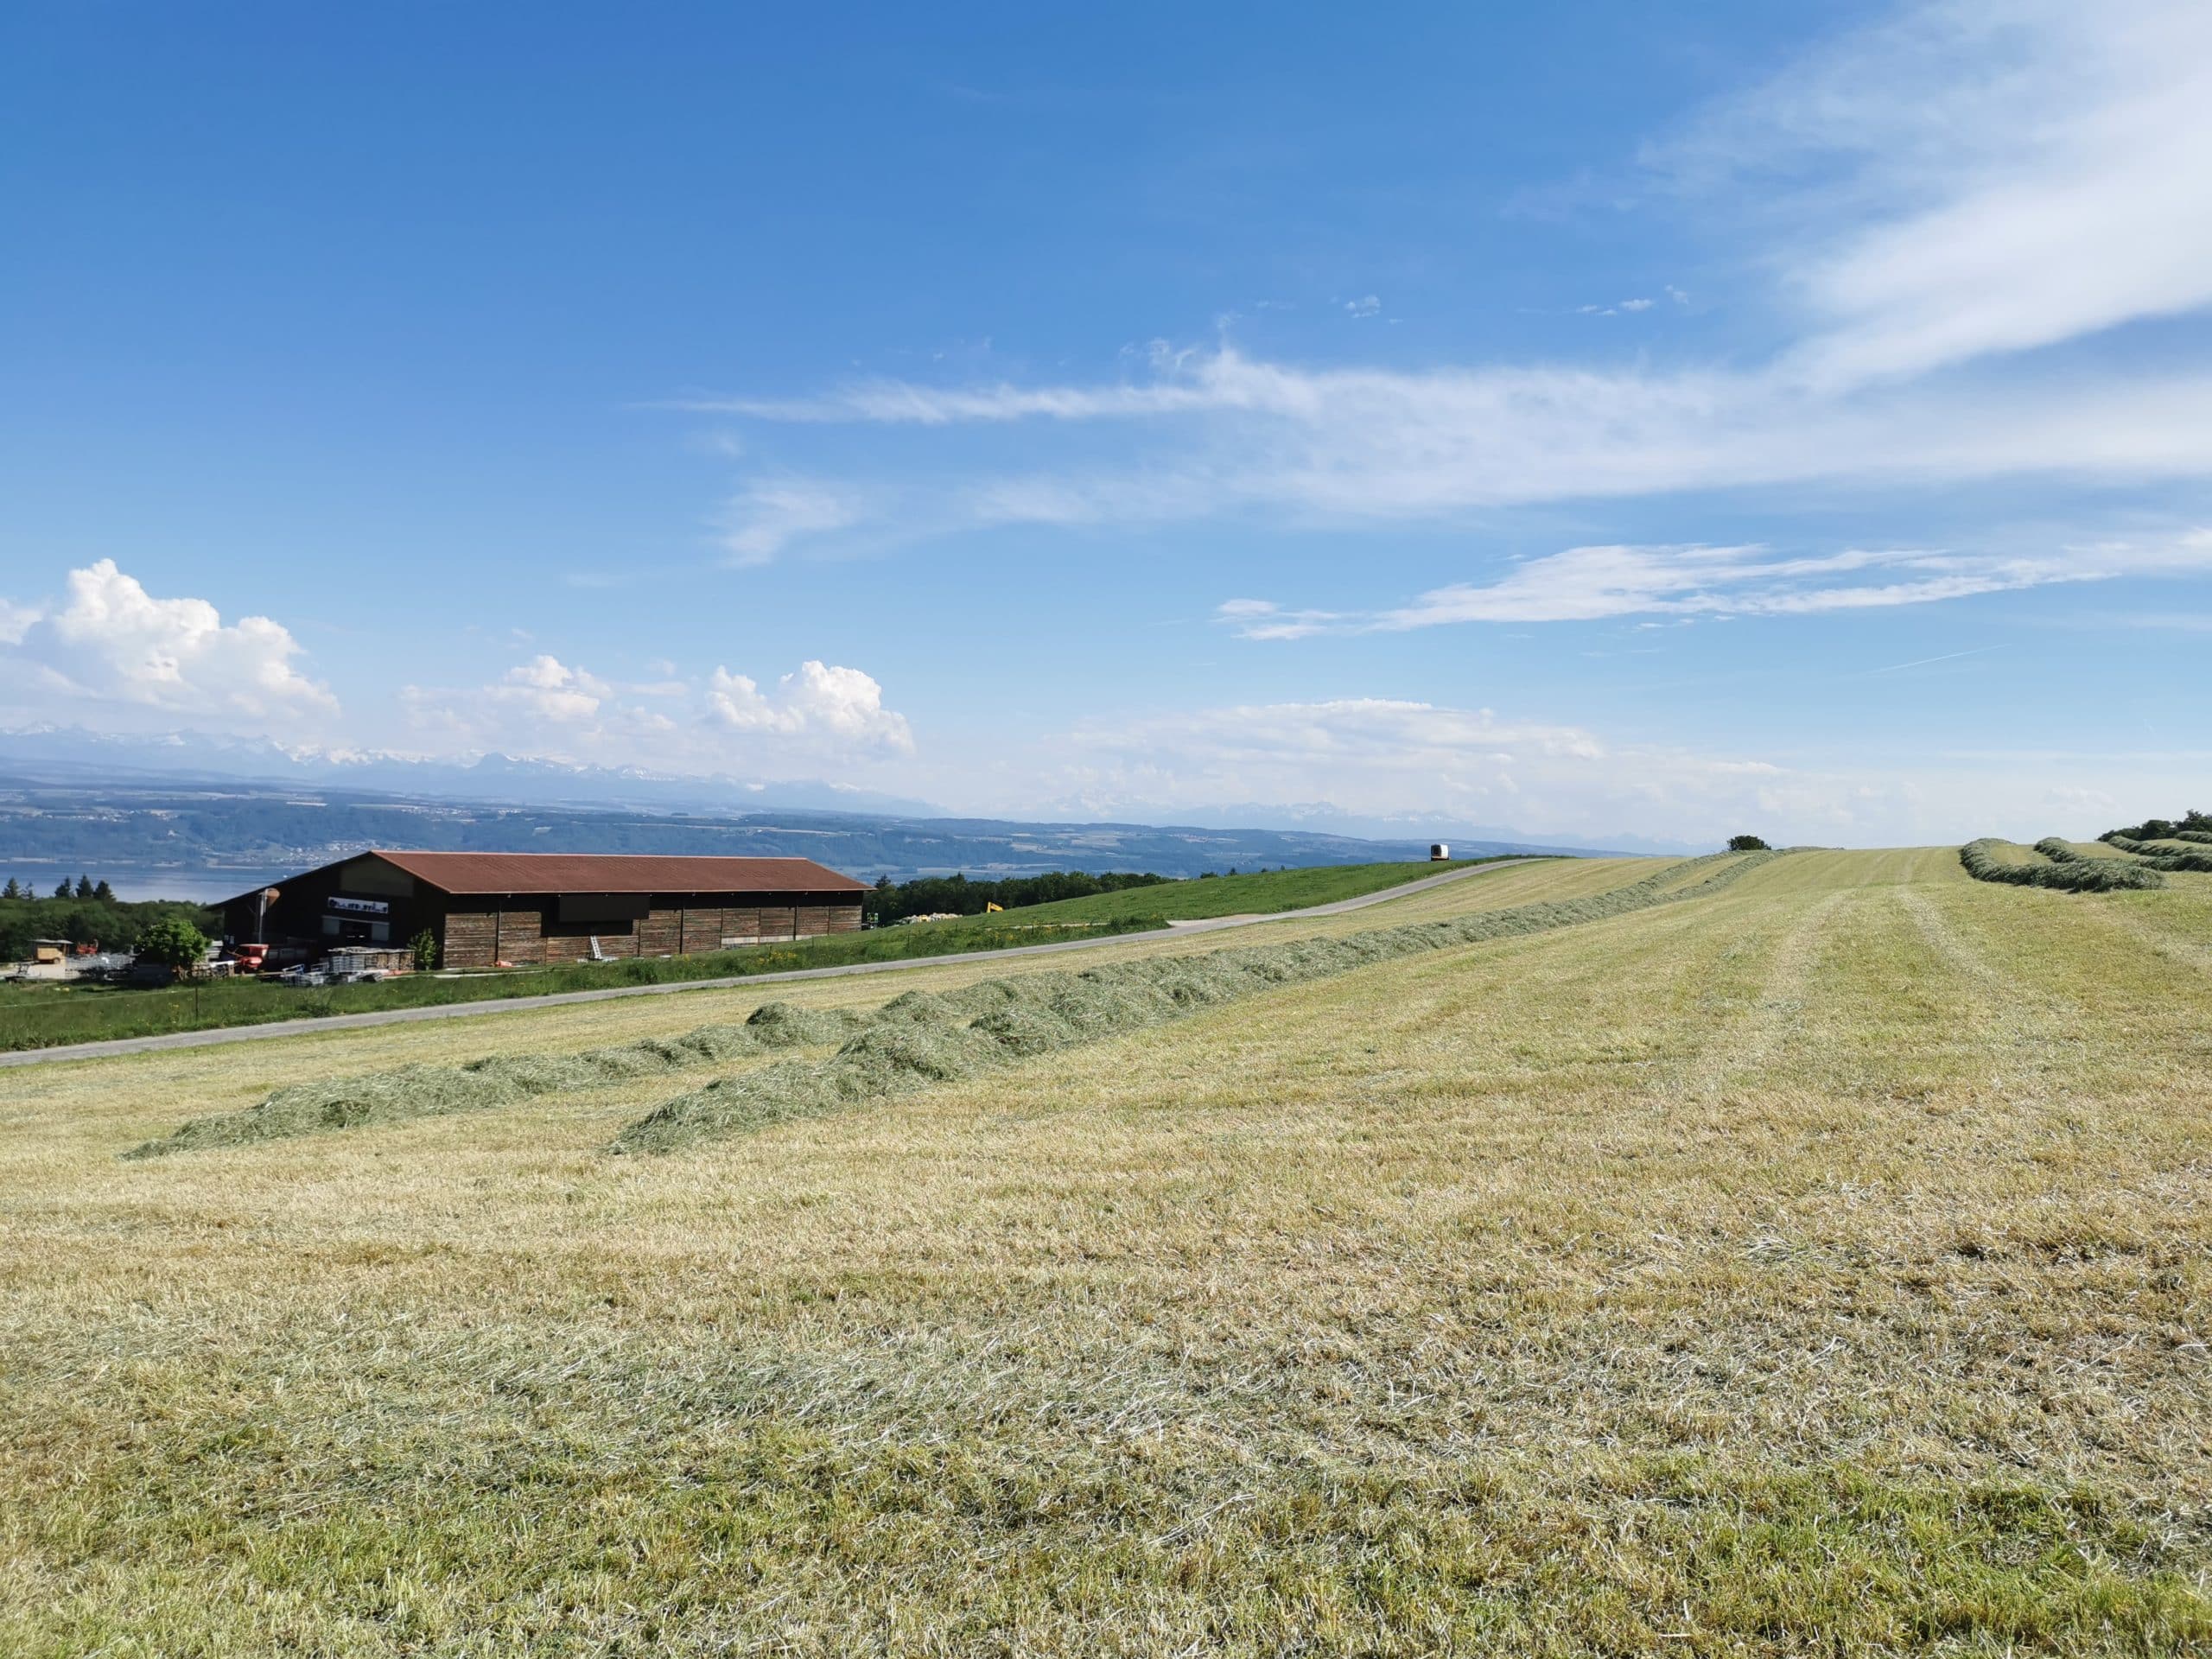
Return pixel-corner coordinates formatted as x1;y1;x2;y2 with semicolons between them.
0;914;1166;1053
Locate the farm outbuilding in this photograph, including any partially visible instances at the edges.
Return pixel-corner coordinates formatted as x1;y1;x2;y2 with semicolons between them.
219;851;868;969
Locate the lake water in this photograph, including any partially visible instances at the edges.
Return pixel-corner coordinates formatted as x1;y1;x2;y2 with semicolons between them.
86;869;286;905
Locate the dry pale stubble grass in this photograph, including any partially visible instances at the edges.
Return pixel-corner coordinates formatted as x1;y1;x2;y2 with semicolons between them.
2;851;2209;1655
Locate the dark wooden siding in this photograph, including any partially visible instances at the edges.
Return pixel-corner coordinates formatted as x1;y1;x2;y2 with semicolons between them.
442;906;499;969
440;893;861;968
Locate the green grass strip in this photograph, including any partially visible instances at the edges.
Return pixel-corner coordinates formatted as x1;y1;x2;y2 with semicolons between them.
9;914;1166;1055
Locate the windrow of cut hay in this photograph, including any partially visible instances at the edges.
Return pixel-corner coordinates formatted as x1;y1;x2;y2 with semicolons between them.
2034;837;2180;885
612;850;1781;1155
125;1001;868;1158
1959;838;2165;893
2098;835;2212;873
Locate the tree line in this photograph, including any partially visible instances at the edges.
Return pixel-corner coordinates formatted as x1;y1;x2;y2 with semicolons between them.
863;869;1169;925
2100;808;2212;843
0;877;221;963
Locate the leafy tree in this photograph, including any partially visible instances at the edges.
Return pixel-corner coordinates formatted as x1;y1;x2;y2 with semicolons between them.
409;928;440;972
93;880;114;902
52;880;71;900
1;879;17;901
135;917;210;973
1727;834;1771;852
2103;809;2212;842
74;874;94;899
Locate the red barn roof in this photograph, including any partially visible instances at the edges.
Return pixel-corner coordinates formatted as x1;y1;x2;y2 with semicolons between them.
365;849;866;895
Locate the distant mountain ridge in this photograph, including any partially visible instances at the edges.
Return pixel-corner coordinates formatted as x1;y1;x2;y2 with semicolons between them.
0;728;1663;900
0;726;938;817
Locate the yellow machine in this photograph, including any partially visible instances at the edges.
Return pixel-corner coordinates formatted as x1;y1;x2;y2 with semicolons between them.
984;902;1003;912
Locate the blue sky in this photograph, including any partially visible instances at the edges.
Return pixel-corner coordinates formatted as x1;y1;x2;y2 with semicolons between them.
3;0;2209;845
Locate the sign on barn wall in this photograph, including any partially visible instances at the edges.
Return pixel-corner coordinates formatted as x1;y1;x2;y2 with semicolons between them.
328;895;391;916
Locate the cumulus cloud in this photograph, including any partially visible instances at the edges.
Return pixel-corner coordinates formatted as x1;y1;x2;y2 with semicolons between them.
1344;295;1381;318
1219;533;2212;635
707;660;913;752
0;559;335;727
486;655;611;723
399;654;912;767
400;655;676;758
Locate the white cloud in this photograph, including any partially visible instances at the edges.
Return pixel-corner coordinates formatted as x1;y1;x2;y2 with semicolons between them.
1041;696;1834;842
1344;295;1381;318
399;653;913;766
1021;692;2202;848
1656;0;2212;387
707;661;914;752
1213;597;1344;642
677;345;2212;550
486;655;610;723
719;480;865;565
666;3;2212;558
1221;534;2212;635
400;655;671;758
0;559;335;727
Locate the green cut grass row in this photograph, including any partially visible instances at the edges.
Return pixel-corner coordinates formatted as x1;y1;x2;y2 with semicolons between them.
1960;838;2164;893
614;851;1772;1155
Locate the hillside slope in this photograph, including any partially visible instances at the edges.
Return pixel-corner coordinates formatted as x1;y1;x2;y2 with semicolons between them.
4;849;2209;1654
987;855;1529;923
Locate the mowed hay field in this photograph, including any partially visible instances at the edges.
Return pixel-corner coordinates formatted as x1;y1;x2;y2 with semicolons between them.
3;851;2209;1656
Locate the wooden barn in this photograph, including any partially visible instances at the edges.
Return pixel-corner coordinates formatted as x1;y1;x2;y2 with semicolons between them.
219;850;868;969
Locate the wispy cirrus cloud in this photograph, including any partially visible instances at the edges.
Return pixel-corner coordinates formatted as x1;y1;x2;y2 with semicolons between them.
670;1;2212;564
718;479;867;566
1653;0;2212;388
1218;534;2212;637
1027;689;2202;847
